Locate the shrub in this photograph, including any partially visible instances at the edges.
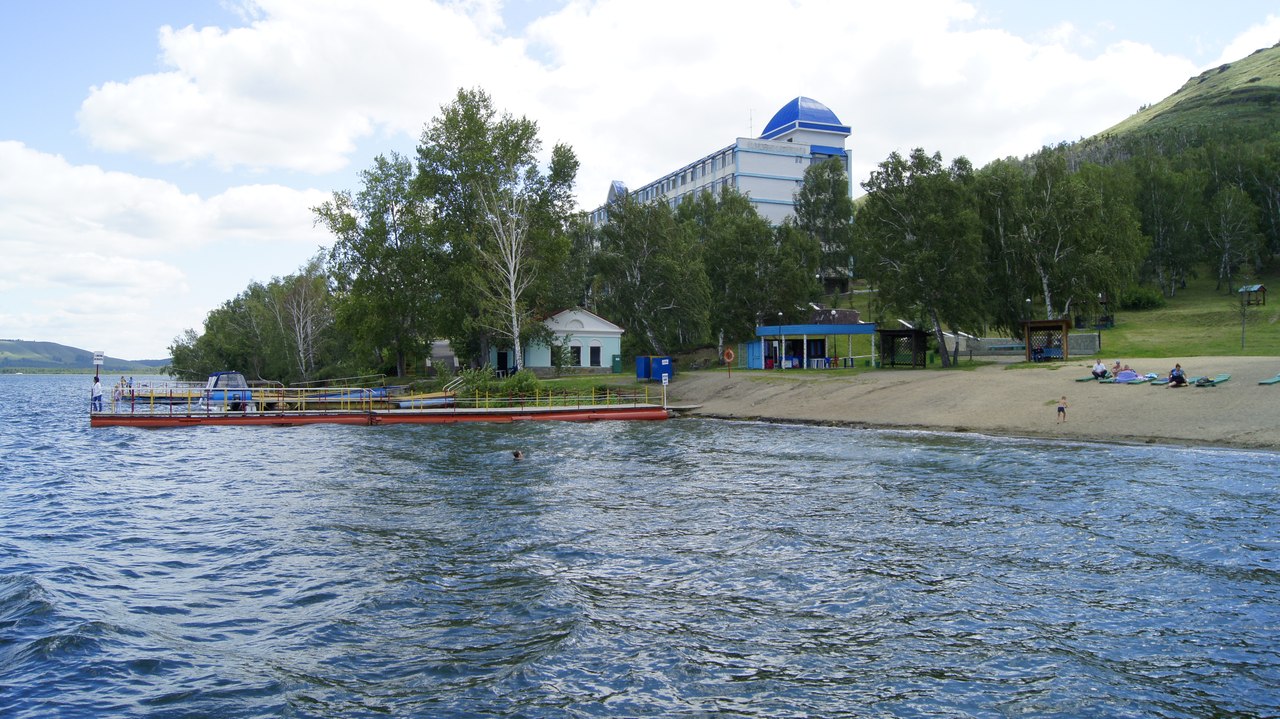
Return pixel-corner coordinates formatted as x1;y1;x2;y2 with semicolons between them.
457;365;497;395
501;369;541;396
1117;286;1167;311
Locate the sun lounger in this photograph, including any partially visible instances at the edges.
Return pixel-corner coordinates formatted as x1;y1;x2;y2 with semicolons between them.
1259;374;1280;385
1194;373;1231;387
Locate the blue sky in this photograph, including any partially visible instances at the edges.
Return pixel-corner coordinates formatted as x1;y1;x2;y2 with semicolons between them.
2;0;1277;360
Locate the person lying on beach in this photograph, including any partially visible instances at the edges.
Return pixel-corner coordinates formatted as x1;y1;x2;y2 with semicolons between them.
1113;368;1142;383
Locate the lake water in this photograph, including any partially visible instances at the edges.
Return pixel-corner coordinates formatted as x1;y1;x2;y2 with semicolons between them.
2;373;1278;718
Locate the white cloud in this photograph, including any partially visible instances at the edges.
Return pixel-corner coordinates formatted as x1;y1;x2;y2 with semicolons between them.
77;0;545;173
0;142;331;358
1214;14;1280;67
19;0;1272;357
77;0;1201;207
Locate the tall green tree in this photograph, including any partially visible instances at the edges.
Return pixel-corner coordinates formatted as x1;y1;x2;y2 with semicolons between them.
267;254;335;382
793;157;856;289
316;152;439;377
769;222;825;321
592;197;710;355
167;285;277;381
167;261;341;384
1014;151;1147;320
855;149;985;367
1203;184;1264;291
1238;140;1280;259
1133;152;1204;297
414;87;578;369
974;157;1034;331
678;189;776;351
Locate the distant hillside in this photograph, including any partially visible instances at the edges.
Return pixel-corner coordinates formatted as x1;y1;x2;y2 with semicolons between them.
0;339;169;373
1098;42;1280;143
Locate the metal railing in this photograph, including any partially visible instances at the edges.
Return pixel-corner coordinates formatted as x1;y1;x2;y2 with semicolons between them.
98;384;657;416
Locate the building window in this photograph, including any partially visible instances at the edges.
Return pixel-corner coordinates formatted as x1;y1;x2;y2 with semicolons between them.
569;341;582;366
590;342;602;367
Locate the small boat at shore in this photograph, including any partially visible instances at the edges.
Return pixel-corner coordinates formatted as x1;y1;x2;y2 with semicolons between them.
394;392;455;409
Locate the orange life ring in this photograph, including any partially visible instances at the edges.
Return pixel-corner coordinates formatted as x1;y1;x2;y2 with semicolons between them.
723;348;735;363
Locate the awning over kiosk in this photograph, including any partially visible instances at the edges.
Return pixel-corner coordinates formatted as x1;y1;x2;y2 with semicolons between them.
749;323;877;369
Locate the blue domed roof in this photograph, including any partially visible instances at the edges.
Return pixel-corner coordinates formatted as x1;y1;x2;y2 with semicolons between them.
760;97;849;140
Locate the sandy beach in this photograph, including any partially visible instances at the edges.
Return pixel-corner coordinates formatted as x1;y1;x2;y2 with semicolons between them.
668;356;1280;451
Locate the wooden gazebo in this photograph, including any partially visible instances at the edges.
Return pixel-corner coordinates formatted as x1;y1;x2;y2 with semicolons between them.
1239;284;1267;306
876;328;928;368
1021;319;1070;362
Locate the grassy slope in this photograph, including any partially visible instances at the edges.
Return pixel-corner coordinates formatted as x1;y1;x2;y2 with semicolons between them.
796;270;1278;366
1100;43;1280;140
1099;273;1279;358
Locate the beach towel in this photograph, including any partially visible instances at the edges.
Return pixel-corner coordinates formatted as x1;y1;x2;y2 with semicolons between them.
1260;374;1280;386
1113;369;1141;383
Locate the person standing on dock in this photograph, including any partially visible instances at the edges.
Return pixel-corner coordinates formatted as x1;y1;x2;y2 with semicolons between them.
91;376;103;412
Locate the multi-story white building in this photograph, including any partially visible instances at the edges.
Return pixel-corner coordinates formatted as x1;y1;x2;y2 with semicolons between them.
589;96;851;226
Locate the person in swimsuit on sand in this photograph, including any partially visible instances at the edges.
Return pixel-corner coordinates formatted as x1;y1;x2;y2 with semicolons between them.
1057;395;1068;423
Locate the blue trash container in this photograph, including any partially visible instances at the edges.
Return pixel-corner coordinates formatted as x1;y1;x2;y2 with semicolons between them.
651;356;672;383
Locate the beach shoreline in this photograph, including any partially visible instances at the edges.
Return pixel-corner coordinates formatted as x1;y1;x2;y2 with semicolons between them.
668;356;1280;451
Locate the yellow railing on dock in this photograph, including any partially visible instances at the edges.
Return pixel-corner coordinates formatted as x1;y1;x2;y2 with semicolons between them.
98;384;657;416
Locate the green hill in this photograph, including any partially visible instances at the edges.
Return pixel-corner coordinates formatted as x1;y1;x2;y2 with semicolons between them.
1098;42;1280;142
0;339;169;373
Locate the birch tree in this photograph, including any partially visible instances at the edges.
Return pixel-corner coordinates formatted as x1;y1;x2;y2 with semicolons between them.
1203;184;1264;291
793;157;856;288
415;88;579;368
268;255;333;382
474;186;535;371
854;149;984;367
593;197;709;355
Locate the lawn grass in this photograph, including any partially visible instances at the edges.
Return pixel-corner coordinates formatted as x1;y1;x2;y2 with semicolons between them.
822;271;1279;360
1100;273;1279;357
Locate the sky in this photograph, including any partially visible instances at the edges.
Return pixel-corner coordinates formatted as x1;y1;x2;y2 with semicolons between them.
2;1;1278;361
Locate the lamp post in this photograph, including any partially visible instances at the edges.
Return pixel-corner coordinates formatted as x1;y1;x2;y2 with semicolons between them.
1024;298;1033;362
777;311;784;370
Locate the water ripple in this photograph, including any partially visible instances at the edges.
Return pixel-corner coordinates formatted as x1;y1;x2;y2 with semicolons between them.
1;376;1278;717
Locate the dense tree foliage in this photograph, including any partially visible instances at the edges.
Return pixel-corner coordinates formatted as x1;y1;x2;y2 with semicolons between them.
415;88;580;371
168;259;338;383
170;81;1280;378
855;149;985;367
591;197;710;356
675;189;821;352
793;158;856;288
316;152;439;377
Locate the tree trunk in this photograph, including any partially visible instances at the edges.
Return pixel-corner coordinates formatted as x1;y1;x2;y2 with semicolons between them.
929;307;952;368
